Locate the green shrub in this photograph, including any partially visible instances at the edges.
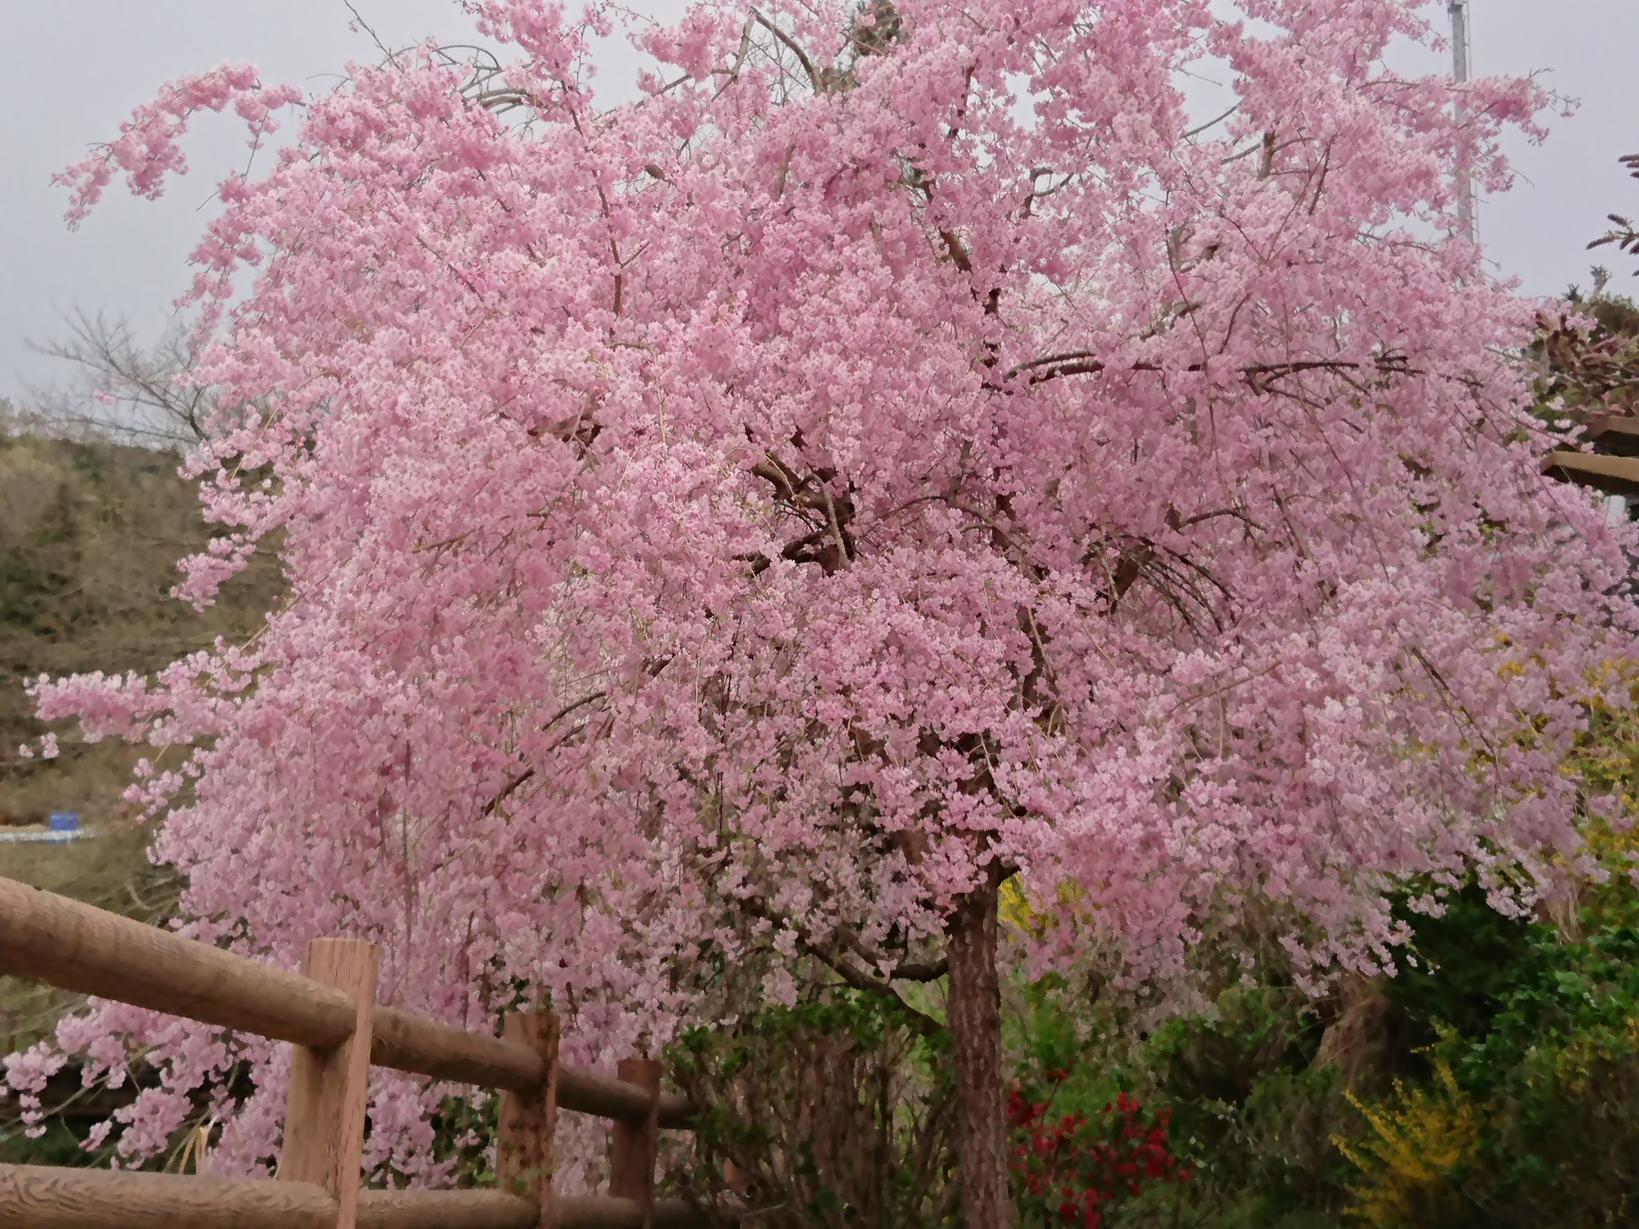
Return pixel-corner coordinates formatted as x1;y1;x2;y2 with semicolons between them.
668;988;956;1227
1007;977;1355;1228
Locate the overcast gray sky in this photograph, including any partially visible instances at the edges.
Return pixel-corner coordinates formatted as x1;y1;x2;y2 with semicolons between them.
3;1;1636;407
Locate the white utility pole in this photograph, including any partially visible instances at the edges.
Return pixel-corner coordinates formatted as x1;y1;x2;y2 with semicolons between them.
1449;1;1476;242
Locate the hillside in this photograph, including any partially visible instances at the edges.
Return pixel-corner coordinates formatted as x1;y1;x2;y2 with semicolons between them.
1;426;281;832
0;423;282;1057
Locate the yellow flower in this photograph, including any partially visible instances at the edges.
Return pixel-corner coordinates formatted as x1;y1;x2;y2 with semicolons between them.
1336;1063;1475;1228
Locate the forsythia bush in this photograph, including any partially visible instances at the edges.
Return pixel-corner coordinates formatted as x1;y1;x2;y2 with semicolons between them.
1336;1065;1477;1227
1332;669;1639;1227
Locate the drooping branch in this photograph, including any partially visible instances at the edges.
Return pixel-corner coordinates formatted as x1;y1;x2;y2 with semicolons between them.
734;895;946;1036
1005;350;1418;388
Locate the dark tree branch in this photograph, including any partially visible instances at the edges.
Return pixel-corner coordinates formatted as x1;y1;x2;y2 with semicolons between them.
735;895;946;1036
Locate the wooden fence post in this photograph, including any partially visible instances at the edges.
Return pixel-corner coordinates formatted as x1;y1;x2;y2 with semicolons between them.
609;1057;661;1224
496;1010;559;1228
276;939;377;1229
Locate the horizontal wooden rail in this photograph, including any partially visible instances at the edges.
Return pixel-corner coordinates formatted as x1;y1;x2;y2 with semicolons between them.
372;1008;689;1123
0;1165;728;1229
561;1063;694;1128
371;1005;543;1090
1587;413;1639;457
360;1189;538;1229
1545;448;1639;498
0;876;692;1124
0;877;354;1051
0;1164;337;1229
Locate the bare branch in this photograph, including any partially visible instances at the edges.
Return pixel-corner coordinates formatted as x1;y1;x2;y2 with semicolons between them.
749;8;823;93
23;309;219;449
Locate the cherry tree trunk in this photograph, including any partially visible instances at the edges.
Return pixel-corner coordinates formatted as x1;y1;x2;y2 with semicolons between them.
947;878;1014;1229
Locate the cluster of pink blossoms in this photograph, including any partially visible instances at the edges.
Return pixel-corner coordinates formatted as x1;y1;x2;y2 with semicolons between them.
8;0;1633;1181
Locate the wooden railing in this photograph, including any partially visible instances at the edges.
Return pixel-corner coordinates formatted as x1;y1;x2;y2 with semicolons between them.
1544;409;1639;500
0;876;728;1228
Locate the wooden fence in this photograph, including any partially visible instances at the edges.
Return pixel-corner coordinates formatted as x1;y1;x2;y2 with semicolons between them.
1545;409;1639;500
0;876;733;1228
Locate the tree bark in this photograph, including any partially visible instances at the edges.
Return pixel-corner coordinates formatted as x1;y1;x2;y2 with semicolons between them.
946;876;1013;1229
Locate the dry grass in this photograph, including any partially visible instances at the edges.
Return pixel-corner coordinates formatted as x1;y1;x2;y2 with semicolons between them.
1;428;280;829
1313;975;1395;1094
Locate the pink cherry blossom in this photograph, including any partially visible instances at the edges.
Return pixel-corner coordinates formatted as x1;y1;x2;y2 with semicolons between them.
14;3;1634;1221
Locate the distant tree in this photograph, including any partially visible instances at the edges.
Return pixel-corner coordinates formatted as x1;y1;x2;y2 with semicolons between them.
0;398;45;439
24;311;211;450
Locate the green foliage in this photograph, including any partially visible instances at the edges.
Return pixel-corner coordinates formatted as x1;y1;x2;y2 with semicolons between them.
427;1093;500;1189
1337;903;1639;1227
1430;914;1636;1225
0;1118;89;1168
1379;887;1545;1071
1337;672;1639;1228
668;988;956;1227
1010;783;1638;1229
1147;1009;1350;1223
1007;978;1355;1227
1003;879;1637;1228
